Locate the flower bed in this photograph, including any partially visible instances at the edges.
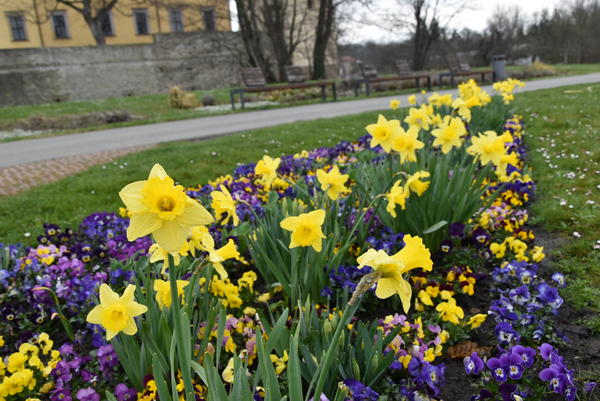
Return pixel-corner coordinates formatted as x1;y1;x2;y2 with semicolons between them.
0;79;596;401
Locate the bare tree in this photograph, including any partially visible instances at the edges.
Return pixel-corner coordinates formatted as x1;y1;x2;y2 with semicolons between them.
49;0;118;45
378;0;472;70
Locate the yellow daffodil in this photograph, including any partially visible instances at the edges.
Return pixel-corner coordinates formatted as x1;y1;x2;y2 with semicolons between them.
451;97;479;122
496;152;519;179
280;209;326;252
435;297;464;324
316;165;350;200
408;94;417;105
466;313;487;329
466;131;506;167
384;180;409;218
148;242;190;273
356;234;433;312
153;279;189;309
119;164;214;252
254;155;281;188
86;284;147;340
404;171;430;196
431;116;466;153
365;115;402;153
391;125;424;163
196;233;240;279
389;99;400;110
404;106;431;131
210;185;239;226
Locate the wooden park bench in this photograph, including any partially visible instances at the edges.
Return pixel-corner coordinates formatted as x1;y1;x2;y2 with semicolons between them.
438;56;495;86
230;67;336;110
353;59;432;96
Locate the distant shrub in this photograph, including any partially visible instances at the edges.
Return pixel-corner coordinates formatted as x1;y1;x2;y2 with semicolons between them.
202;94;216;106
523;61;557;78
168;86;199;109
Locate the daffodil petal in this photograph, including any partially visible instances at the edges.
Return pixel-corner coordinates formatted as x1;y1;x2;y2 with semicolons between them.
99;283;119;305
119;180;148;213
149;163;168;179
179;198;214;226
153;220;188;253
86;305;103;324
375;277;398;299
127;213;163;241
122;318;138;336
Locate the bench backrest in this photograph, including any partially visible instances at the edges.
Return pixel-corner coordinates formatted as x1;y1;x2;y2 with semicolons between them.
241;67;267;87
285;65;306;83
359;62;378;78
395;59;412;76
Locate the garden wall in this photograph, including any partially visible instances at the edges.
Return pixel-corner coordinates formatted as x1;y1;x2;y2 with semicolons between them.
0;32;244;106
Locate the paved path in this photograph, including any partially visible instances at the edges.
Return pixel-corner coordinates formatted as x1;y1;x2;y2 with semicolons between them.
2;72;600;169
1;72;600;196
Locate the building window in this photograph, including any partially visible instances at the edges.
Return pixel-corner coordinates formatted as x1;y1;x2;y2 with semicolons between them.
51;11;69;39
169;8;184;32
133;8;149;35
202;7;215;32
100;11;114;36
7;14;27;41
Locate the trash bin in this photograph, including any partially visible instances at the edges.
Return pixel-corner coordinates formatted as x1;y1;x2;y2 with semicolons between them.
491;55;507;82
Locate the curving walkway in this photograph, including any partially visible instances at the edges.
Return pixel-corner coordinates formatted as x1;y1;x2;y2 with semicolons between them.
1;72;600;195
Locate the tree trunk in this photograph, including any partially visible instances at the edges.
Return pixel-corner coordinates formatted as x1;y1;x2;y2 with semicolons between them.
312;0;334;80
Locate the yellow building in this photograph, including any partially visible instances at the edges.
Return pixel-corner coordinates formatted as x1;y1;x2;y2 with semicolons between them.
0;0;231;49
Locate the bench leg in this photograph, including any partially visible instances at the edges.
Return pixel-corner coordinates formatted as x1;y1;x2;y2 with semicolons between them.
230;91;236;110
241;92;245;109
321;85;326;102
332;83;337;101
366;81;371;96
450;75;455;86
415;77;420;89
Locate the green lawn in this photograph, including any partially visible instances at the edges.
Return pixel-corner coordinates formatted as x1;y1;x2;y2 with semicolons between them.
0;110;387;244
2;63;600;143
513;83;600;332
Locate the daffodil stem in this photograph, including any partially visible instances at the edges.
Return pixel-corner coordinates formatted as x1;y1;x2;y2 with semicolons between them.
167;255;195;401
311;300;360;401
33;286;74;341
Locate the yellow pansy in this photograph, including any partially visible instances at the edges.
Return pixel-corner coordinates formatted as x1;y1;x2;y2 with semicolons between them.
86;284;148;340
119;164;214;252
466;313;487;329
280;209;326;252
435;297;464;324
356;234;433;312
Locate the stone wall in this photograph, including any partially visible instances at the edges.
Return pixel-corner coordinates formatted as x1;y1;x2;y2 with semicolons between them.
0;32;243;106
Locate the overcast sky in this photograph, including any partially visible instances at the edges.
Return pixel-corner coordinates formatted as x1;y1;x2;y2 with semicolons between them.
339;0;564;43
230;0;564;44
